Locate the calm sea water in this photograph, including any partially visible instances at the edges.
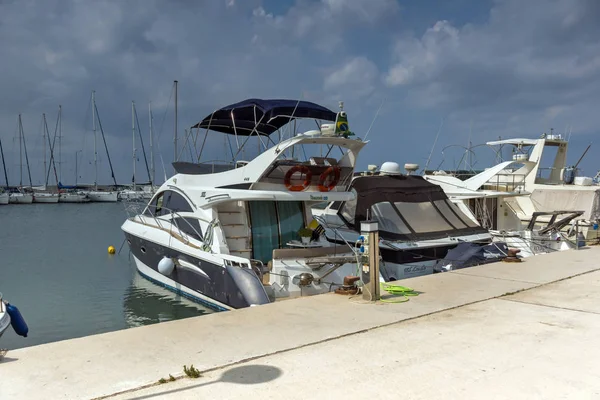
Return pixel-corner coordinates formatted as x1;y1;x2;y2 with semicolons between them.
0;202;212;350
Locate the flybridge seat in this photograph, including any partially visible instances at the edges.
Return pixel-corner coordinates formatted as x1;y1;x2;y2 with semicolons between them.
309;157;338;166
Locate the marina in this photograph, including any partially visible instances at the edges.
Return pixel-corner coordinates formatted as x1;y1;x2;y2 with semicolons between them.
1;94;599;400
2;1;600;398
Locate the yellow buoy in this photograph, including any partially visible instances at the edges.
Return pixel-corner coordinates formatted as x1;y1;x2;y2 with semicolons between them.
108;245;116;255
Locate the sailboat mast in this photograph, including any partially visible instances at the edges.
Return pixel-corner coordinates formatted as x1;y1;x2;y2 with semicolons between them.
92;90;97;190
58;105;62;182
43;113;47;187
19;114;22;186
0;137;8;189
174;80;178;162
20;115;33;188
149;102;154;186
132;101;136;191
44;114;59;187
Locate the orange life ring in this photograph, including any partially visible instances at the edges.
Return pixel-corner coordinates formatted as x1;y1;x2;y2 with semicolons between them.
318;166;341;192
284;165;312;191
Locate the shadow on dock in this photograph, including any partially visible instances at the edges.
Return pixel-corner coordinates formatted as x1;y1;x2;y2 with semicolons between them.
128;365;283;400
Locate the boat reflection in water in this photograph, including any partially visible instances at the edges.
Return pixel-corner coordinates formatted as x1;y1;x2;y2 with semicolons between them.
123;273;213;328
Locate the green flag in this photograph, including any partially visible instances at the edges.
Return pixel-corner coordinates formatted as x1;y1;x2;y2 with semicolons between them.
335;111;354;138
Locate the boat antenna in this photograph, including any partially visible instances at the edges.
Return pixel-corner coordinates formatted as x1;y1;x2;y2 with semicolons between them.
567;126;573;142
363;97;385;141
423;117;444;173
572;143;592;170
174;80;178;164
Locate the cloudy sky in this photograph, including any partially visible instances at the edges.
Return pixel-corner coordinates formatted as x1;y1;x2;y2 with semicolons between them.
1;0;598;186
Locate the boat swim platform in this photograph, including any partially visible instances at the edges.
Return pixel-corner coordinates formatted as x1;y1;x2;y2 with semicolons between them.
2;246;600;400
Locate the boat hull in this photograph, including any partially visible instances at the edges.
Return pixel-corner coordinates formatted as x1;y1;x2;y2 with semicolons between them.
33;194;60;203
123;227;269;311
9;193;33;204
0;193;8;205
88;191;118;202
0;310;9;339
132;254;232;312
59;193;90;203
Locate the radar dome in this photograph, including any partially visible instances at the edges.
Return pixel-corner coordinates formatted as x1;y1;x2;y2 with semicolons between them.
404;163;419;175
380;161;402;175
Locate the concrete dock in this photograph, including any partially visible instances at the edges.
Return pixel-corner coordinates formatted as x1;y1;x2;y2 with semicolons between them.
2;247;600;399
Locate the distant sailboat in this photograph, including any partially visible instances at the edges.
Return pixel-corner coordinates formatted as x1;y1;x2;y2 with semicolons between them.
9;114;33;204
118;101;154;202
33;113;59;203
86;91;118;202
0;136;9;205
50;106;90;203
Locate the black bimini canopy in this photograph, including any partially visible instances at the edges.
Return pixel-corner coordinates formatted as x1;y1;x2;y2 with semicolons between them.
340;174;487;241
351;174;448;223
190;98;337;136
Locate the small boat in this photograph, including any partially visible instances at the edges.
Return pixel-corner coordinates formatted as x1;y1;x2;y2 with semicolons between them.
33;192;60;203
9;189;33;204
87;190;119;202
0;298;10;339
59;190;90;203
0;190;8;205
118;187;154;202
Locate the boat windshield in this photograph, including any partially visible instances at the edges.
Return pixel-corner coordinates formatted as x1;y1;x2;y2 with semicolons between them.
337;174;485;241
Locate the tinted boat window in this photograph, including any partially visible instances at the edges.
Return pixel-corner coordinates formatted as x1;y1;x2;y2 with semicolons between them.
248;201;280;264
444;200;479;227
433;200;468;229
276;201;305;246
394;201;453;233
340;188;358;224
159;191;194;215
173;217;203;241
371;202;411;234
144;192;163;216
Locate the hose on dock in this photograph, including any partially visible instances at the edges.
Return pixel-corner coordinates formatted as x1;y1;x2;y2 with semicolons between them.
379;282;419;303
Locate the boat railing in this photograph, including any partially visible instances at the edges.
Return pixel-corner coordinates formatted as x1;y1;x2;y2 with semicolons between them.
132;203;260;272
131;205;205;249
484;171;528;192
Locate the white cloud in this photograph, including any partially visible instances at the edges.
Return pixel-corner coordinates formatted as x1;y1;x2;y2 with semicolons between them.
1;0;599;184
252;0;399;52
324;57;379;100
382;0;600;138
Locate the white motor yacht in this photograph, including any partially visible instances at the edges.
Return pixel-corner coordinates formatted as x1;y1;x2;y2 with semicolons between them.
313;162;493;281
424;133;600;254
122;98;369;311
